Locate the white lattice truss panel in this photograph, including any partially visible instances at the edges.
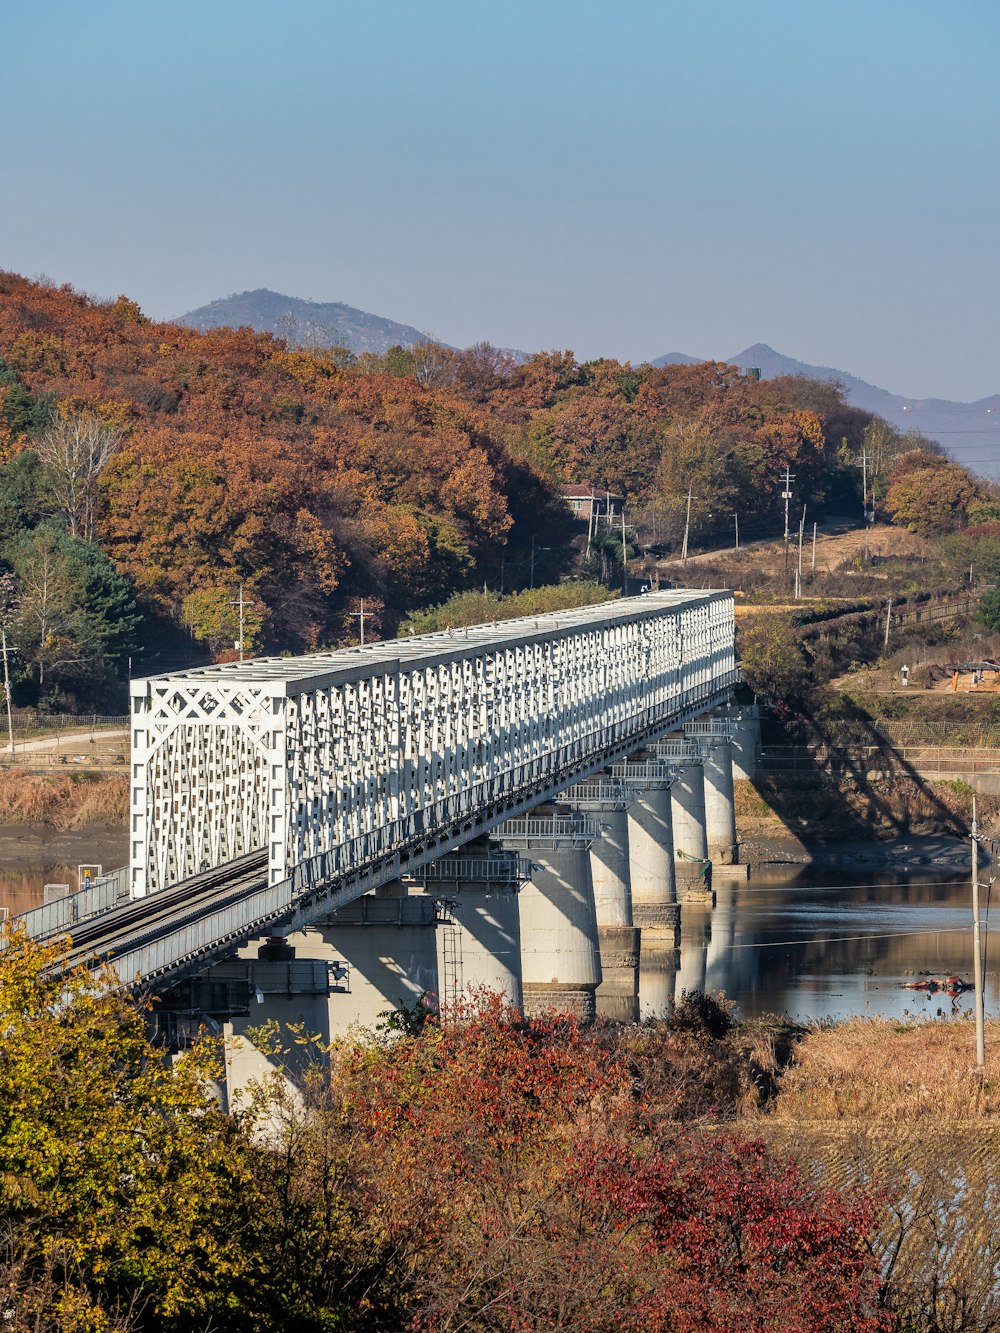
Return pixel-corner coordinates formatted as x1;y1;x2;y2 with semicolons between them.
130;589;736;896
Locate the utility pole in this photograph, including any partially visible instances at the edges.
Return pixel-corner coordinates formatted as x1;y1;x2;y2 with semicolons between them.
797;505;806;587
230;583;247;661
884;597;893;651
620;503;628;594
0;629;14;754
780;466;795;543
734;511;740;552
972;798;986;1070
350;599;370;646
811;521;817;574
681;483;693;563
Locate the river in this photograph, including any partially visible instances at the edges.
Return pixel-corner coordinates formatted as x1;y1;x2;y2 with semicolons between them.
2;841;993;1025
653;864;998;1023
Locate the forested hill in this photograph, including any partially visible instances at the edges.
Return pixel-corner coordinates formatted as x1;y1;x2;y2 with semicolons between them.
655;343;1000;474
178;288;441;357
0;270;984;710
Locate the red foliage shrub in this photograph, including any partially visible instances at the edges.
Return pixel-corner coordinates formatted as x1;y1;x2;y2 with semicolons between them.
308;996;889;1331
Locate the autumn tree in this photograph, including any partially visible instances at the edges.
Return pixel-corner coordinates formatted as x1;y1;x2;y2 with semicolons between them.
546;395;661;499
886;460;982;535
297;995;889;1332
35;411;124;543
0;925;403;1331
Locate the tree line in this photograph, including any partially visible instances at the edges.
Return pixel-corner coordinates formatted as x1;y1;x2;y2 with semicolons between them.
0;271;991;709
0;927;891;1332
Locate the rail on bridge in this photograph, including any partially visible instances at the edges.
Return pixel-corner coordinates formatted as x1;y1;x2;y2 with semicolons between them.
111;590;736;983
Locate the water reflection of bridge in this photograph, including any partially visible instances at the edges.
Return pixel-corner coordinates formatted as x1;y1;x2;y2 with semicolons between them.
661;867;996;1022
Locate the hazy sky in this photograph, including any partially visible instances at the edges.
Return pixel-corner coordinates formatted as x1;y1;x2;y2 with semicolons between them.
3;0;998;401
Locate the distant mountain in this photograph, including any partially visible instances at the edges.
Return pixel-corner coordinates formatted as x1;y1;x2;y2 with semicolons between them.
176;289;442;356
652;342;1000;475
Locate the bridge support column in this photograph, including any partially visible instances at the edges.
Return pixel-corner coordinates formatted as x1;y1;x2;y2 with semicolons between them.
497;812;601;1022
702;739;738;865
611;756;681;1020
656;739;712;904
311;884;440;1036
565;779;639;1023
407;843;527;1015
726;705;761;781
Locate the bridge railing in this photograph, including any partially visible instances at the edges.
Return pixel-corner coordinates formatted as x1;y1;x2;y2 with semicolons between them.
562;779;635;809
495;813;599;849
416;855;530;885
6;867;129;942
611;758;679;786
110;878;297;986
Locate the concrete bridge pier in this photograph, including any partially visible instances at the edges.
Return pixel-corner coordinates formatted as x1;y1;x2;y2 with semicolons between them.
307;881;441;1037
655;739;713;904
611;756;682;1020
565;779;640;1022
701;738;738;865
725;705;761;781
407;842;527;1016
497;811;602;1022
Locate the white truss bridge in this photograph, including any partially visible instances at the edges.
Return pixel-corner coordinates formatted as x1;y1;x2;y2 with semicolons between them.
37;590;738;985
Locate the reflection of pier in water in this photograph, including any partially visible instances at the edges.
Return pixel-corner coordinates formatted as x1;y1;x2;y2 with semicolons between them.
638;866;1000;1023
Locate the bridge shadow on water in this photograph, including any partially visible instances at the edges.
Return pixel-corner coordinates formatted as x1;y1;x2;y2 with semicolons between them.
750;702;967;853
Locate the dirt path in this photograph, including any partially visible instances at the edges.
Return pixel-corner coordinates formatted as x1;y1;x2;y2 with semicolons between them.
657;522;932;578
9;728;128;755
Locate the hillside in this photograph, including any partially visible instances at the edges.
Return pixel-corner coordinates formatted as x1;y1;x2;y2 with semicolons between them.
654;342;1000;474
181;291;1000;474
1;269;991;711
177;288;442;356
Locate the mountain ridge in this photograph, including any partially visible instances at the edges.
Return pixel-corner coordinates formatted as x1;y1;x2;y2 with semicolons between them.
176;288;444;356
654;342;999;473
175;290;999;472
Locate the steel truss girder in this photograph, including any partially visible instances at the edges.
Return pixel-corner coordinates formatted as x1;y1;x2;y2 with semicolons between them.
130;591;736;899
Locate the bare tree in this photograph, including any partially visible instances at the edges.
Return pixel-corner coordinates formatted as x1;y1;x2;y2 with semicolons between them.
35;411;123;542
411;339;456;389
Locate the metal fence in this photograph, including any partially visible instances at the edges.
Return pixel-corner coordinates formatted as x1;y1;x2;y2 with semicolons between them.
6;867;130;941
759;745;1000;776
6;712;128;735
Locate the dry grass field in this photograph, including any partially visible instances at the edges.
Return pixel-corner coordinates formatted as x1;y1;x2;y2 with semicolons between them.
747;1018;1000;1331
0;772;129;830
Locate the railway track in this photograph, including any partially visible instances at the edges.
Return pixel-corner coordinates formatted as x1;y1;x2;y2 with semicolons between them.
60;851;269;973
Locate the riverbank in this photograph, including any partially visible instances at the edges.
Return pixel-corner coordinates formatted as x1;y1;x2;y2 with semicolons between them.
0;772;128;830
0;775;130;914
739;830;973;870
735;772;987;863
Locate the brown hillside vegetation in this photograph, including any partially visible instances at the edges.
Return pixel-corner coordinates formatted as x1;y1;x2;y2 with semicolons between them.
0;773;128;829
0;271;916;655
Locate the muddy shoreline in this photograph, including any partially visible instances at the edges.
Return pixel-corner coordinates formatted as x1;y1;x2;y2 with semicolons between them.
740;832;974;872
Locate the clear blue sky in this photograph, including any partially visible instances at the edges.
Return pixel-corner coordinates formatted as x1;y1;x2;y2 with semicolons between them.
2;0;997;401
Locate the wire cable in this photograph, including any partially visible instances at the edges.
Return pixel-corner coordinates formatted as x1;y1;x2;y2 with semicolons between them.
720;876;972;894
721;926;977;950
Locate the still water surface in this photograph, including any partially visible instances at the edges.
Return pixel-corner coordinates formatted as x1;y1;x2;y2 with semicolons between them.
2;862;994;1026
661;865;998;1024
